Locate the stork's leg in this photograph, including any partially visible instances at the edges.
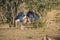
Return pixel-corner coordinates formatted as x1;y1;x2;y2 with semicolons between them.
15;22;17;28
9;22;11;27
15;22;20;28
20;23;25;30
9;20;12;27
28;18;31;24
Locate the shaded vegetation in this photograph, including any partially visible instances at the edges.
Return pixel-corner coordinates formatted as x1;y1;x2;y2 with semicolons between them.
0;0;60;27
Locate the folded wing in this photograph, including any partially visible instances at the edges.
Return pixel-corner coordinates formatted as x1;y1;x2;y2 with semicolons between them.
15;12;25;22
26;11;39;20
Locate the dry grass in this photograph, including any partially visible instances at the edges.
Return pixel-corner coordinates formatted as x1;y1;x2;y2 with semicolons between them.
0;10;60;40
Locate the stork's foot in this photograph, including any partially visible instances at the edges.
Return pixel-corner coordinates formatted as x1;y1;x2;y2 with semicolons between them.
20;25;25;30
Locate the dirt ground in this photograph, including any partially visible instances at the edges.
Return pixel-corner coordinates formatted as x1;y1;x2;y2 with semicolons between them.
0;10;60;40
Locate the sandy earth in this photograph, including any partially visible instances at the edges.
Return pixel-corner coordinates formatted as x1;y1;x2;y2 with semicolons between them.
0;10;60;40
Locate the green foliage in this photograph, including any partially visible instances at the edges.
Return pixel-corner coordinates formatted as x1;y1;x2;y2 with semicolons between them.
24;0;60;28
0;0;2;2
0;0;59;27
25;0;59;12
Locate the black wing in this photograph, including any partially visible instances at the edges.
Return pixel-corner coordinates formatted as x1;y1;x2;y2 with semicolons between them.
15;12;25;21
26;11;39;20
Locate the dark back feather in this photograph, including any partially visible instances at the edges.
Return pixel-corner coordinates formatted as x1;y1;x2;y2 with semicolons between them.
15;12;25;20
27;11;39;20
